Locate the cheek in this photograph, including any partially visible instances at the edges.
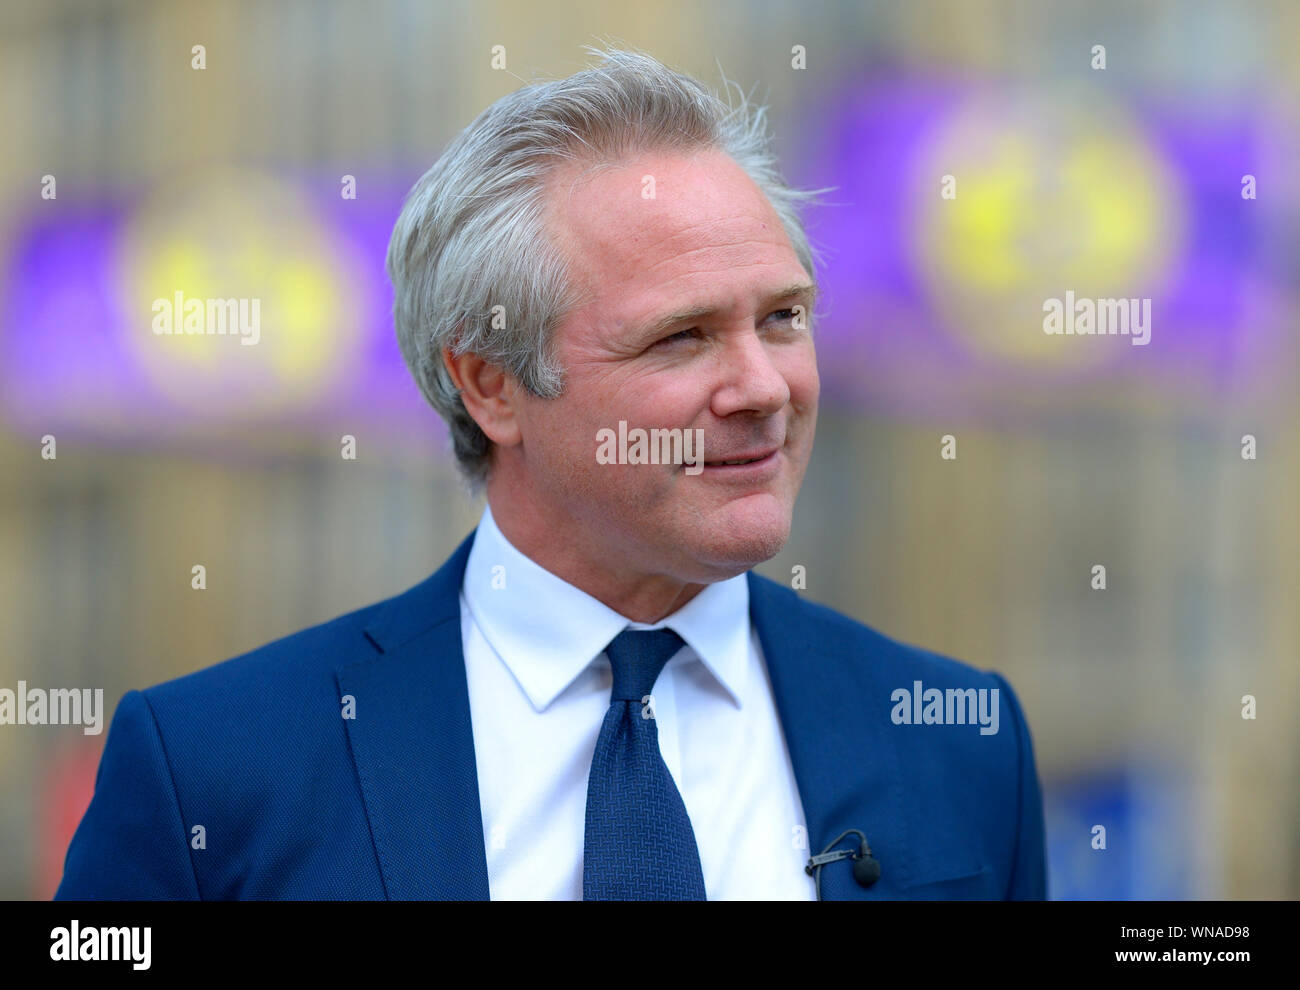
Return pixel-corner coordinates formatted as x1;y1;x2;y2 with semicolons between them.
530;391;655;493
781;342;820;406
518;395;590;483
615;370;711;429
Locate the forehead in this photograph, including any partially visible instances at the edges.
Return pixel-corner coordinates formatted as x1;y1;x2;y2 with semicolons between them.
542;147;807;329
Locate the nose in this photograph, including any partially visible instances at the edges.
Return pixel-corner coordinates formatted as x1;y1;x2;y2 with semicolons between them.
709;328;791;419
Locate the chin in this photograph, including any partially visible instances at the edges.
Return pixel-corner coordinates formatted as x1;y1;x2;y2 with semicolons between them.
688;497;792;574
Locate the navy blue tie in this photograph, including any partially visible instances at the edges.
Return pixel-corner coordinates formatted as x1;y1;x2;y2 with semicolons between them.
583;628;707;900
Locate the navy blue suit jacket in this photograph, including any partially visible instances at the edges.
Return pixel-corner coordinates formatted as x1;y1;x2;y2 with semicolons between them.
56;531;1048;900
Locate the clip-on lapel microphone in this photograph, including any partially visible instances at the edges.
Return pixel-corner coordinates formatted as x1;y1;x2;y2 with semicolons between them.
805;828;882;900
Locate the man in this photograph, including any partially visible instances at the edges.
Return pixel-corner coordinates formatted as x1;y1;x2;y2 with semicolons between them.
57;47;1047;900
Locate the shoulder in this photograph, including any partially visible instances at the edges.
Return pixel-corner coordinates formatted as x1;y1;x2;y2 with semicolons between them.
747;570;1004;693
139;533;475;715
94;576;441;838
141;594;390;717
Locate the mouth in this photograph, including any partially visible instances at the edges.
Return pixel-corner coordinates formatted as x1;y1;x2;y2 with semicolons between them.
698;448;781;473
706;454;771;467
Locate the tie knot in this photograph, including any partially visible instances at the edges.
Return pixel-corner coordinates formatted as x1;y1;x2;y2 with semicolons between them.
603;628;685;702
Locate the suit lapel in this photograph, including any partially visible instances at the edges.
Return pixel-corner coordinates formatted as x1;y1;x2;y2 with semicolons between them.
339;531;490;900
747;572;913;900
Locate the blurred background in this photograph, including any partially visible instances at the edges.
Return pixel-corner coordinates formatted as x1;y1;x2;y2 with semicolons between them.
1;0;1297;900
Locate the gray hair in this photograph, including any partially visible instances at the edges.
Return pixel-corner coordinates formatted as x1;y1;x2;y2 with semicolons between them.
386;45;826;490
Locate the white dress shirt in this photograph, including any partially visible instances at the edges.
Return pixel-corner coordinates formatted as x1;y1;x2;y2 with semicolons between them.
459;505;817;900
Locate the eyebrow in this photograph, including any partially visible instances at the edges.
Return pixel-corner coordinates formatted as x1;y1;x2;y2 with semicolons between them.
640;282;819;339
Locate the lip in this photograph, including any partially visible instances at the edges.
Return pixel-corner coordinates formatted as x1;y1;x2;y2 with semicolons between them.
703;447;781;467
693;447;782;480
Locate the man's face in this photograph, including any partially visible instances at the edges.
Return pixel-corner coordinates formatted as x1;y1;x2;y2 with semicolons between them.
506;147;819;584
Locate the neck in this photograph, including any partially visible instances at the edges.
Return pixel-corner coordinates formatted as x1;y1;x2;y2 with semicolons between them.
485;486;707;625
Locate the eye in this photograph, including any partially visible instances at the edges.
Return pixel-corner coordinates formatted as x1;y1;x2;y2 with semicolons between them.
657;327;701;346
768;308;797;324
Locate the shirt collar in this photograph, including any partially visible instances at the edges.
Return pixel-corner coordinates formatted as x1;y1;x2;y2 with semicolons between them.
461;505;749;713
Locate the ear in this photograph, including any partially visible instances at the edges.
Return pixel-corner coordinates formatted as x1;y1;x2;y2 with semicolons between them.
441;347;523;449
